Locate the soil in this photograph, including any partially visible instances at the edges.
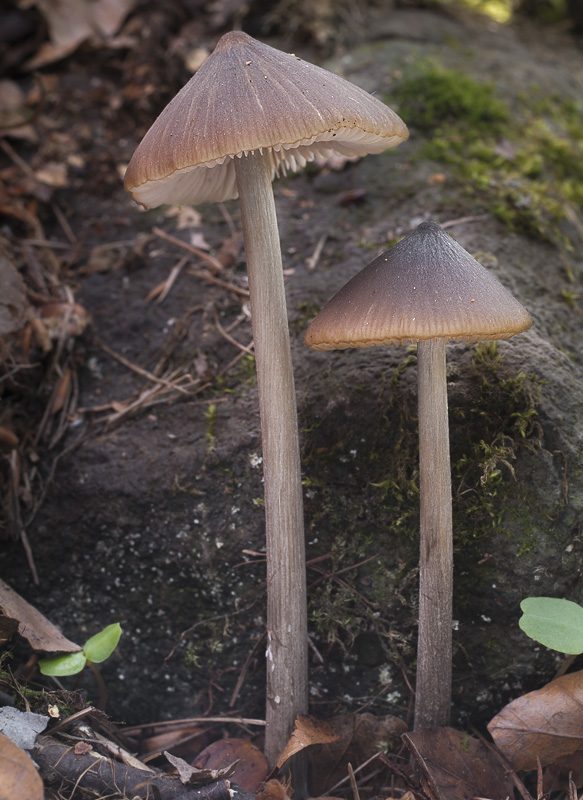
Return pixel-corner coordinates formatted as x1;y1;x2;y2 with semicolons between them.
1;0;583;741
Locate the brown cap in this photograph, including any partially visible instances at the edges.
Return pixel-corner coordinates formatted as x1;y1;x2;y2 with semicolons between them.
124;31;408;207
304;221;532;350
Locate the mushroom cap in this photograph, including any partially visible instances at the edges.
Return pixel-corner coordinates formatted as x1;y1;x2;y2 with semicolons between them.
304;221;532;350
124;31;409;207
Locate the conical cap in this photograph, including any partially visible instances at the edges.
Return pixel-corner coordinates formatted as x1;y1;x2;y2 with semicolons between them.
304;221;532;350
124;31;408;207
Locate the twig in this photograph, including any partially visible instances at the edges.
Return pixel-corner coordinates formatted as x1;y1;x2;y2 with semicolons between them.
348;763;360;800
441;214;490;229
229;633;265;708
146;256;188;303
307;552;381;591
52;202;77;244
24;239;79;250
470;727;534;800
214;344;254;378
98;340;196;395
188;267;249;298
0;137;38;183
48;707;97;736
33;735;253;800
219;203;237;237
326;753;381;796
122;716;266;736
153;226;224;273
306;233;328;272
214;309;255;355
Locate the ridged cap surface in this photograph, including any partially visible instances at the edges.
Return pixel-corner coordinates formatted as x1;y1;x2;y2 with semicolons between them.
304;221;532;350
124;31;409;207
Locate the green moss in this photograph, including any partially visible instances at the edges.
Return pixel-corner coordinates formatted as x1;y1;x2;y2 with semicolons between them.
391;62;510;135
302;341;546;662
293;300;323;331
394;60;583;253
205;403;217;449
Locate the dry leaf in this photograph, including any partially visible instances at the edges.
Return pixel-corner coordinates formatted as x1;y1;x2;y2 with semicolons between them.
403;727;516;800
50;367;72;415
0;708;48;751
39;301;89;338
0;80;37;141
0;427;19;451
34;161;67;187
164;205;202;230
0;257;30;335
0;579;81;653
255;778;292;800
307;713;407;797
25;0;137;69
165;751;229;784
313;153;360;171
543;749;583;791
190;231;211;250
276;715;339;770
193;738;268;792
185;47;211;73
0;617;19;647
488;670;583;771
74;742;93;755
0;733;43;800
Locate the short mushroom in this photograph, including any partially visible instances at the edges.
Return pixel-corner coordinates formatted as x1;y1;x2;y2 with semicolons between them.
124;31;408;774
304;220;532;729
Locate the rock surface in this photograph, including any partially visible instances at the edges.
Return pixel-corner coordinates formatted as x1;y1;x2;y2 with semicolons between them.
4;7;583;728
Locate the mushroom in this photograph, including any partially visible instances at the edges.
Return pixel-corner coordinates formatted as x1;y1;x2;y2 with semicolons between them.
304;220;532;729
124;30;408;772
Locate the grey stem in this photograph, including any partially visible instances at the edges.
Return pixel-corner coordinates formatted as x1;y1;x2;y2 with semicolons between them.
234;152;308;782
414;338;453;729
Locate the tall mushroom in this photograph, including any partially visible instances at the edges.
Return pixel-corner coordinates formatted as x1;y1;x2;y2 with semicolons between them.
304;221;532;729
124;31;408;774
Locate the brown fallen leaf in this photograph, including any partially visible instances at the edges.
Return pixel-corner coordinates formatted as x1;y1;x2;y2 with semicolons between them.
0;256;30;335
39;302;89;339
543;749;583;792
307;713;407;797
255;778;292;800
0;80;37;141
488;670;583;772
166;750;238;785
193;738;268;792
0;732;43;800
276;715;339;770
25;0;138;69
50;367;72;415
0;579;81;653
0;616;19;647
0;427;19;452
403;727;516;800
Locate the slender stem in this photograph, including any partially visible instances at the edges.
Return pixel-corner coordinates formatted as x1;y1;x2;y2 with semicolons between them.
415;338;453;729
234;152;308;783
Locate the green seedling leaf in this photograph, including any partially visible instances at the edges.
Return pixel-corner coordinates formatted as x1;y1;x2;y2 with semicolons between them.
519;597;583;654
83;623;122;663
39;651;87;676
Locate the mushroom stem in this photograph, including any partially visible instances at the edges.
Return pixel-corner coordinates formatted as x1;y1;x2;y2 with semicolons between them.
234;151;308;775
415;338;453;729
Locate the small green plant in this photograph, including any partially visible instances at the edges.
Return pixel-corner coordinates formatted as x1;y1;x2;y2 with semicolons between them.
39;623;122;676
205;403;217;449
519;597;583;654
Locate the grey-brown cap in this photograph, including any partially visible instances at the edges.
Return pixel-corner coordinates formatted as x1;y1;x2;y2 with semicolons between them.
304;221;532;350
124;31;408;207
